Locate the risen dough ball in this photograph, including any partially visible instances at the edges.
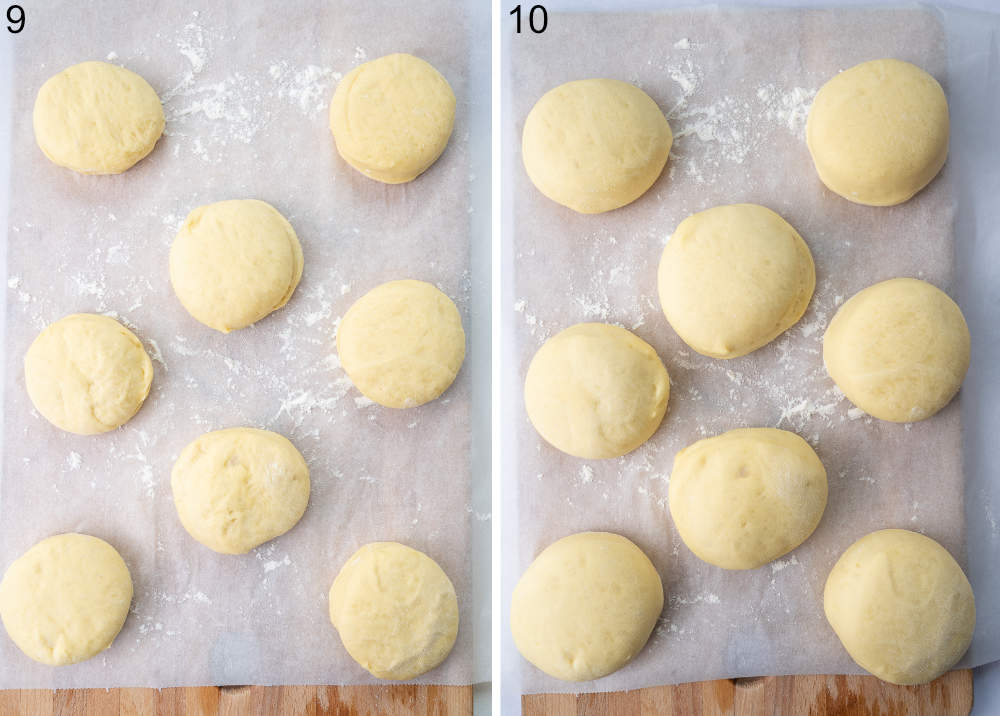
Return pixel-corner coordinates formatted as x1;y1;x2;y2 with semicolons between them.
668;428;827;570
171;428;310;554
658;204;815;359
33;61;164;174
522;79;672;214
511;532;663;681
524;323;670;460
823;278;969;422
0;533;132;665
329;542;459;680
825;529;974;685
336;280;465;409
329;53;456;183
24;313;153;435
169;200;303;333
806;59;949;206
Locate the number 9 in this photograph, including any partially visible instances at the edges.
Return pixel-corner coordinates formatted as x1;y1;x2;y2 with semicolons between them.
7;4;24;34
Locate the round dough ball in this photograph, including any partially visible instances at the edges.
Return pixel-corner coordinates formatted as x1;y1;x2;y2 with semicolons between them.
658;204;815;359
524;323;670;460
24;313;153;435
0;533;132;665
33;61;164;174
511;532;663;681
824;529;974;685
806;59;949;206
522;79;672;214
329;542;459;680
169;199;304;333
823;278;969;422
329;53;456;184
171;428;310;554
336;279;465;409
668;428;828;570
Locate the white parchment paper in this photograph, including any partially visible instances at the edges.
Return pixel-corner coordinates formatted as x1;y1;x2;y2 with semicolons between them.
0;0;489;689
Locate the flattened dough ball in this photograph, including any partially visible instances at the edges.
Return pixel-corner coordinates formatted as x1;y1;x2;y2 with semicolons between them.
823;278;969;422
169;200;303;333
522;79;672;213
34;61;164;174
171;428;310;554
669;428;827;570
336;279;465;408
0;533;133;665
658;204;815;359
329;53;456;183
524;323;669;460
511;532;663;681
25;313;153;435
825;529;974;685
807;59;949;206
329;542;459;680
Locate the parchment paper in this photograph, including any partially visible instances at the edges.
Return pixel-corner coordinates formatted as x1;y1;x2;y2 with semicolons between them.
0;0;488;689
503;4;1000;698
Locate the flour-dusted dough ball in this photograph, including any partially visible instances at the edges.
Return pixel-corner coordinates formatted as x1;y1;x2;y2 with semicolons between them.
658;204;815;359
807;59;949;206
336;280;465;409
329;53;456;184
524;323;669;460
511;532;663;681
824;278;969;423
669;428;827;570
169;200;304;333
825;529;974;685
171;428;310;554
33;61;164;174
329;542;459;680
522;79;672;214
24;313;153;435
0;533;132;665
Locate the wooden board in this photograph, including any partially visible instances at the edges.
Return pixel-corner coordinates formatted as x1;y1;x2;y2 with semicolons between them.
524;670;973;715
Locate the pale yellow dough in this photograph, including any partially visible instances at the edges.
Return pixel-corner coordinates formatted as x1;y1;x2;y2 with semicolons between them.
806;59;949;206
823;278;969;422
824;529;974;685
169;199;303;333
329;53;456;183
336;279;465;409
524;323;670;460
511;532;663;681
171;428;310;554
24;313;153;435
658;204;815;359
668;428;827;570
329;542;459;680
0;533;132;665
522;79;672;213
33;61;164;174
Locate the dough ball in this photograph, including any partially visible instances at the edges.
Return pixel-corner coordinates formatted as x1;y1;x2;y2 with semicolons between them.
336;279;465;409
823;278;969;422
171;428;310;554
329;53;456;184
658;203;815;359
0;533;132;665
169;199;304;333
824;529;974;685
668;428;828;570
522;79;672;214
329;542;459;680
806;59;949;206
24;313;153;435
511;532;663;681
33;61;164;174
524;323;669;460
